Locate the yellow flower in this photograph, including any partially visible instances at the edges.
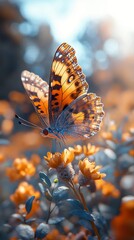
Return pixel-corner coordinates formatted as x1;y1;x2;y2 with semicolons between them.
10;181;40;205
69;145;82;156
10;182;41;219
44;148;74;168
44;149;75;180
69;143;99;157
83;143;99;156
78;158;106;185
96;179;120;198
6;157;36;181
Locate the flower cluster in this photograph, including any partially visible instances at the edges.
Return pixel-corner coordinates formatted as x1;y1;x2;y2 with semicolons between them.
6;157;36;181
44;149;106;184
96;179;120;198
10;182;41;219
10;181;40;205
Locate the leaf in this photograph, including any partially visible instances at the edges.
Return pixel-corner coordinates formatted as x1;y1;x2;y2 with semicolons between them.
78;219;93;231
104;149;116;160
70;209;94;221
25;218;36;224
39;172;51;187
38;182;45;194
53;186;69;202
45;188;52;201
35;223;50;238
16;224;34;240
11;213;24;222
58;186;69;191
116;145;133;156
105;140;116;150
48;217;65;224
25;196;35;214
3;224;12;232
58;199;84;210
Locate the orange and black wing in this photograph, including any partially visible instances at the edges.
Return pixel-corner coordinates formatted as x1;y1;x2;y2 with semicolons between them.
49;43;88;126
21;70;49;127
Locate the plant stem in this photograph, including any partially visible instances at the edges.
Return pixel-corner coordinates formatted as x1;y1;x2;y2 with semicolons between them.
68;180;101;240
91;221;101;240
78;185;101;240
78;186;88;211
46;202;52;224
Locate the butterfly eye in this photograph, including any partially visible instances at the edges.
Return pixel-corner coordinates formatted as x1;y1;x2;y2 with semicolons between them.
43;129;49;135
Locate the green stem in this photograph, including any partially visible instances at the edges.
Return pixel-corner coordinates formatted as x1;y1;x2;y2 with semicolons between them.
46;201;52;224
78;186;101;240
68;180;101;240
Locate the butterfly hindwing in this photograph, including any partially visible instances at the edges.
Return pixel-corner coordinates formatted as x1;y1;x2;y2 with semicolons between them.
49;43;89;126
21;70;49;127
56;93;104;139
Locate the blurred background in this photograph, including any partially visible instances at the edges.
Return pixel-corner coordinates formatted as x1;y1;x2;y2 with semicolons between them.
0;0;134;131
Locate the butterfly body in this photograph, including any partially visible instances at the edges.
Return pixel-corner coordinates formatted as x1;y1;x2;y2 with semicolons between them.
21;43;104;143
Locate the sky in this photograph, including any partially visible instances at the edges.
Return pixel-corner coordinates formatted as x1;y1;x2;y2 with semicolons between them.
11;0;134;53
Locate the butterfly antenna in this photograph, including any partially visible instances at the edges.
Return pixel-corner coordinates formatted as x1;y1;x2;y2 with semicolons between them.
15;114;42;130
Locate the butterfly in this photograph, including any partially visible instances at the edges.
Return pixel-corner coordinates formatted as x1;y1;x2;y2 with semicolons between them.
20;43;104;144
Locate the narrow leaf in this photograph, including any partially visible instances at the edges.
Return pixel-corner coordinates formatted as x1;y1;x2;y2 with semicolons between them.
39;172;51;187
45;189;52;201
38;182;45;194
25;196;35;214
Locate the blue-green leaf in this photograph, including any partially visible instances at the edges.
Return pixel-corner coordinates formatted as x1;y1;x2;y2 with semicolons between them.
35;223;50;238
53;186;69;202
78;219;93;231
48;217;65;224
58;199;84;210
25;196;35;214
39;172;51;187
70;209;94;221
25;218;36;224
38;182;45;194
11;213;24;222
16;224;34;240
45;188;52;201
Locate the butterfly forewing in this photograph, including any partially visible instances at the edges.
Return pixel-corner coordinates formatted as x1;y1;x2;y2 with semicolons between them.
49;43;89;126
21;70;49;127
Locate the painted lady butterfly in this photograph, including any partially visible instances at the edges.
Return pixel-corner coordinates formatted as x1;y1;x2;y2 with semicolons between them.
21;43;104;143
